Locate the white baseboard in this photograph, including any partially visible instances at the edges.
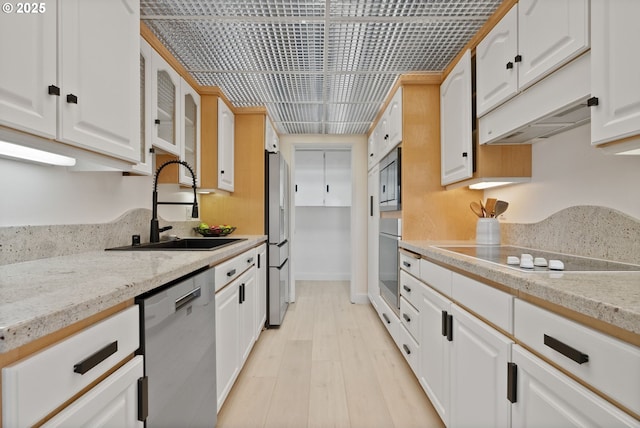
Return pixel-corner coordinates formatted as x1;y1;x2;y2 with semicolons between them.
295;272;350;281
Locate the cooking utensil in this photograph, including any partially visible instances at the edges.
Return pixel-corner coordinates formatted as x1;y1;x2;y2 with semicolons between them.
493;200;509;217
479;200;487;217
470;201;484;218
485;198;497;217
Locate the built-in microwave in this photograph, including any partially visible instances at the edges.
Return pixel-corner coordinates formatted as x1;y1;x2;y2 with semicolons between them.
379;147;401;212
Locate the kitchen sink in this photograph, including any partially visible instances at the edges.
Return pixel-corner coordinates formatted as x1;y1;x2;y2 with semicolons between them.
106;237;246;251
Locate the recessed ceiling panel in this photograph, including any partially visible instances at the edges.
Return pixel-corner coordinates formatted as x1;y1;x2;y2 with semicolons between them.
141;0;503;134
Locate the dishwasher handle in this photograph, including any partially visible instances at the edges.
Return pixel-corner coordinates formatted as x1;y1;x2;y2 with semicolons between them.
175;287;202;311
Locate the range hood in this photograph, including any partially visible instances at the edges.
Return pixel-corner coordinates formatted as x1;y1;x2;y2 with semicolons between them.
479;52;591;145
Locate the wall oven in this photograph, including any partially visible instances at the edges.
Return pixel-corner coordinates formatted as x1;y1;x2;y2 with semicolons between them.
379;147;401;212
379;218;401;315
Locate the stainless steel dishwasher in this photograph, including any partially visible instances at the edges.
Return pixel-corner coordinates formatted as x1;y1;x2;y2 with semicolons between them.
136;266;216;427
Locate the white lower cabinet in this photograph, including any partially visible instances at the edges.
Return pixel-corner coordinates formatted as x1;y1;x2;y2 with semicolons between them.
449;304;512;428
215;246;264;412
256;244;267;336
2;306;141;428
511;345;639;427
392;256;640;427
418;279;451;425
43;356;144;428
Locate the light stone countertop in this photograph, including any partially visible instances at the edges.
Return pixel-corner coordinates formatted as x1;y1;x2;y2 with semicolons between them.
400;241;640;339
0;236;267;354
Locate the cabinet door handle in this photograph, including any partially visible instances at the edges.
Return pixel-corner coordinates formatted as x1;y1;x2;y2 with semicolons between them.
239;284;243;304
220;170;225;174
507;362;518;403
462;152;468;157
587;97;599;107
403;344;411;355
73;341;118;375
544;334;589;364
175;287;201;311
370;153;374;157
326;184;329;192
403;261;411;268
441;310;448;337
295;184;298;192
446;314;453;342
403;285;411;293
48;85;60;96
66;93;78;104
514;54;522;63
247;257;254;264
154;119;161;124
370;195;373;216
382;313;391;324
257;253;261;269
227;268;236;277
506;61;514;70
403;313;411;323
138;376;149;421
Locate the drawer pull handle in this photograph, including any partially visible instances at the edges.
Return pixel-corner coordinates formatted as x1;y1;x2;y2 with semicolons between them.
138;376;149;421
403;313;411;323
382;313;391;324
74;341;118;375
403;285;411;293
247;257;254;264
403;344;411;355
175;287;201;311
403;261;411;268
227;268;236;277
544;334;589;364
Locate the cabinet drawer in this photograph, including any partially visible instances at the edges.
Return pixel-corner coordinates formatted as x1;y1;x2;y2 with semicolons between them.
2;306;140;428
398;324;420;376
420;259;452;296
514;299;640;415
215;248;257;292
451;272;513;334
399;251;420;277
377;297;400;346
400;296;420;344
400;270;422;310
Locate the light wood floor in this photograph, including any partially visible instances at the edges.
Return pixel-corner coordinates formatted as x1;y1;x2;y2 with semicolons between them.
217;281;445;428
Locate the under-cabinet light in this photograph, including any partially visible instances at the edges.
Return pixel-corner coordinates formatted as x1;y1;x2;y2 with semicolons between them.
468;181;514;190
0;141;76;166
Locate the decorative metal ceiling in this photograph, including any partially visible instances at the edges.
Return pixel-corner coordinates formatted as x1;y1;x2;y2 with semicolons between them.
141;0;503;135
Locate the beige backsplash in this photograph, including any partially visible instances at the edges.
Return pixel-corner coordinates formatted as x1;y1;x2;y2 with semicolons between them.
501;206;640;265
0;209;199;265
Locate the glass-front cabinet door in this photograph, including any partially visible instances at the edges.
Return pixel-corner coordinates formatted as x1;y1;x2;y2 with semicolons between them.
131;37;154;175
151;53;180;156
180;81;200;187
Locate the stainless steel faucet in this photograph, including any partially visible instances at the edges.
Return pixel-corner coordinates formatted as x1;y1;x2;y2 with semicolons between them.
150;160;199;243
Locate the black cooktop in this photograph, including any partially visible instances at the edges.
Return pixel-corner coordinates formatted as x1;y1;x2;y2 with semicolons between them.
436;245;640;272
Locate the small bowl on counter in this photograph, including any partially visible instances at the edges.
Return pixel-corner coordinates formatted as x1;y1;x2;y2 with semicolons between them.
194;226;236;237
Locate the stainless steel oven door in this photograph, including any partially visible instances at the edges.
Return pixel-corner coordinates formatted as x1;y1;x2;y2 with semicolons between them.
379;218;401;315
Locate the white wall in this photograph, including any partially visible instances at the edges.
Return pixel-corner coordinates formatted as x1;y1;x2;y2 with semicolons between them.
0;157;197;227
485;124;640;224
280;134;368;303
294;206;351;280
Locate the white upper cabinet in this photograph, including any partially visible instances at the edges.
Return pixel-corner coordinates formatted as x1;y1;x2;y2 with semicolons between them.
217;98;235;192
265;118;280;153
294;150;325;207
368;87;402;170
131;38;154;175
295;150;351;207
0;6;57;139
476;0;589;117
58;0;140;162
324;150;352;207
151;53;181;156
475;6;518;117
590;0;640;152
0;0;140;164
180;81;201;187
440;50;473;186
